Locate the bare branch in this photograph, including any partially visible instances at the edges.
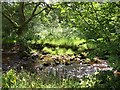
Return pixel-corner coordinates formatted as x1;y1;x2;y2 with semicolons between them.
34;7;47;16
31;2;41;16
25;3;51;25
24;2;42;25
2;12;19;28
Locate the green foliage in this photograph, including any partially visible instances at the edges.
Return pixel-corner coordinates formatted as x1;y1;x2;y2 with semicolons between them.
3;2;120;57
2;69;120;88
3;2;120;51
108;54;120;70
2;2;120;89
2;69;17;88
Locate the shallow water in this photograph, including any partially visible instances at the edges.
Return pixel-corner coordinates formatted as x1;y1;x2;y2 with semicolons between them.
2;52;113;79
37;63;113;79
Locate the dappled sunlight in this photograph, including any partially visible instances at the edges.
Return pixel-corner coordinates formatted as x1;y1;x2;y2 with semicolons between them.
2;2;120;88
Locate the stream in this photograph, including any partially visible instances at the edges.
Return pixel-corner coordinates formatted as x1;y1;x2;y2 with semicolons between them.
36;61;113;79
2;52;113;79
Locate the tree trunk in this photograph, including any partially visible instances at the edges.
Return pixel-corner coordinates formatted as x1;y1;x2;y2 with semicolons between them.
17;2;26;37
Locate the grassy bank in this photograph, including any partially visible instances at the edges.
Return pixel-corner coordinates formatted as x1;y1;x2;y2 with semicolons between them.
2;69;120;89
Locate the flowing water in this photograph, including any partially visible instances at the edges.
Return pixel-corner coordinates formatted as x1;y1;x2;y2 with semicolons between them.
36;63;113;79
2;52;113;79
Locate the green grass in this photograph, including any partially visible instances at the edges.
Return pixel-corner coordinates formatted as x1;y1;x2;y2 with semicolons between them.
36;37;86;46
36;37;89;55
42;47;75;55
2;69;94;88
2;69;120;88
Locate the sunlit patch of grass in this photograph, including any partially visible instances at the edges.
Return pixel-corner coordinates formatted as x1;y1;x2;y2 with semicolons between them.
66;49;74;54
56;48;66;55
72;38;86;46
36;37;86;46
79;44;88;50
27;37;93;55
28;37;98;55
43;47;53;53
42;47;75;55
35;37;89;55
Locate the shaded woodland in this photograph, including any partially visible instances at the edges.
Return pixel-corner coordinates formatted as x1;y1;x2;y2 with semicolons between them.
1;2;120;88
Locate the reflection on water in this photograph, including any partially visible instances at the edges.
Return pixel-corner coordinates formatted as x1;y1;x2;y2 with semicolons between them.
37;63;113;79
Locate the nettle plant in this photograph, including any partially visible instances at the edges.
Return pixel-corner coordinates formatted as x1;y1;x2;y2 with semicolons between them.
2;69;17;88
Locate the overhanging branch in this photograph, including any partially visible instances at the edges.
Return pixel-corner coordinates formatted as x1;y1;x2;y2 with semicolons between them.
24;3;46;25
31;2;41;16
34;7;47;16
2;12;19;28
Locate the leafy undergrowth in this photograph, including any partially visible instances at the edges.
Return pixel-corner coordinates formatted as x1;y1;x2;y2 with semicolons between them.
2;69;120;89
